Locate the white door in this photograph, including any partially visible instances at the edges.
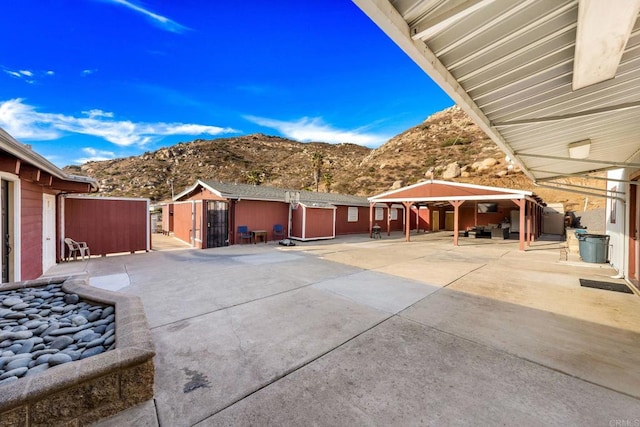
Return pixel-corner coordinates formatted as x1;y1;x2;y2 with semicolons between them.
42;194;56;272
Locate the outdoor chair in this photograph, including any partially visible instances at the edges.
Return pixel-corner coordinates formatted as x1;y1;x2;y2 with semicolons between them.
64;237;91;261
237;226;252;244
273;224;285;240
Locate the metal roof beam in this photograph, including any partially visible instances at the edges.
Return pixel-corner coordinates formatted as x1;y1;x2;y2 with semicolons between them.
572;0;640;90
531;170;640;185
492;100;640;127
516;152;640;168
410;0;495;40
535;183;624;202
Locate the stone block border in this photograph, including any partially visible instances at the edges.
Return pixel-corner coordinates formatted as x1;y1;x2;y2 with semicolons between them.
0;274;155;426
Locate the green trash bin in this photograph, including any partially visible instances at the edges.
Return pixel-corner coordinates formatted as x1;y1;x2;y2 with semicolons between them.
577;234;610;263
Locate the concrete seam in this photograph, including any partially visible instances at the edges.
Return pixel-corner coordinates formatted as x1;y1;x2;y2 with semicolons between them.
153;398;162;427
192;314;397;425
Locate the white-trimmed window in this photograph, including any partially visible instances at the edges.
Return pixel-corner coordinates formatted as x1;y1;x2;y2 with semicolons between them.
375;207;383;221
390;208;398;220
348;206;359;222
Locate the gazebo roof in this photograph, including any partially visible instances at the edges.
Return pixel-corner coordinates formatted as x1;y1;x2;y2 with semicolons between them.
369;180;543;205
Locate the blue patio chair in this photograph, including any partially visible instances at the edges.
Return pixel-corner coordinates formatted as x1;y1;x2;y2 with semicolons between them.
238;225;252;244
273;224;285;240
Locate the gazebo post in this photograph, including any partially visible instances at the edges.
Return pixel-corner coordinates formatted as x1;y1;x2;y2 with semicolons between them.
402;202;413;241
511;198;526;251
449;200;464;246
369;202;375;238
527;201;532;246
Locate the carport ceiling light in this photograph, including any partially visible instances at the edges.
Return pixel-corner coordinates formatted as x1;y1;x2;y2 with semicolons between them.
568;139;591;159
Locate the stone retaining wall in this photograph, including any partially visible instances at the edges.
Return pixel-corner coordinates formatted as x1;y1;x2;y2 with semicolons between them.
0;275;155;426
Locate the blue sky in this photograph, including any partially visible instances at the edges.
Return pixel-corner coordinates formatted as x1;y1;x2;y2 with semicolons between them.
0;0;453;167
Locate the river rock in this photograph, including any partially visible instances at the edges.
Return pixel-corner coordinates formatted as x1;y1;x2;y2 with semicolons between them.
48;353;72;366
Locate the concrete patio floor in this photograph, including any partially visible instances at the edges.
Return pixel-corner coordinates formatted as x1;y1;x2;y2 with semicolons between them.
44;232;640;426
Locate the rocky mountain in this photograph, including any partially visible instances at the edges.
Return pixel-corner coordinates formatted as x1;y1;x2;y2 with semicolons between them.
63;106;605;211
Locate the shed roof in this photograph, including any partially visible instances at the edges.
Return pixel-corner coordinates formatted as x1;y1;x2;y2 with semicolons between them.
353;0;640;188
369;179;543;204
175;180;371;206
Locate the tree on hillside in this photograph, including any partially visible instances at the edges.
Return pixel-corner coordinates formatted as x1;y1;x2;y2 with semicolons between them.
322;172;333;192
312;152;324;192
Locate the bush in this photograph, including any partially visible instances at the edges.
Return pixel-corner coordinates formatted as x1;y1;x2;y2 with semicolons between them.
440;136;471;147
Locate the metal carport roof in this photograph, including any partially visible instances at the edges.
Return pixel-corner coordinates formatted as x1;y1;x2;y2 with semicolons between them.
353;0;640;187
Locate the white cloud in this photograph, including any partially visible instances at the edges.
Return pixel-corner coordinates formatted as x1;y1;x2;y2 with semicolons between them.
104;0;189;33
19;70;33;77
245;115;390;147
0;98;239;146
4;70;21;78
82;69;96;76
76;147;117;163
46;70;55;76
82;109;114;119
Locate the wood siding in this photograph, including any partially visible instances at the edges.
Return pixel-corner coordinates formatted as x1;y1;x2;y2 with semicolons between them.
20;180;46;280
162;203;174;233
290;206;304;239
64;197;148;256
233;200;289;243
302;207;335;239
172;202;195;246
335;206;370;235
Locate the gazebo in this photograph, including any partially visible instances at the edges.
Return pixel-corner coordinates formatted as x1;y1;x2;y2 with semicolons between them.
368;180;546;251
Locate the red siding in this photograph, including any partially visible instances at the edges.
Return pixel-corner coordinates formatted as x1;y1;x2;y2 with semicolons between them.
21;180;44;280
173;202;194;245
335;206;369;235
290;207;304;239
194;200;203;248
188;189;226;201
233;200;289;243
303;207;335;239
162;203;174;233
64;197;148;256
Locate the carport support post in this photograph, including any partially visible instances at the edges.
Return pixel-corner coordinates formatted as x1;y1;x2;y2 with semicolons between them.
369;202;375;238
386;203;393;236
402;202;413;242
449;200;464;246
511;198;526;251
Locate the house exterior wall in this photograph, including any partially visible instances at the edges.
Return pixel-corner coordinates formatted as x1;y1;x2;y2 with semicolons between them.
63;197;149;256
21;180;47;280
335;206;370;235
193;200;203;248
186;188;226;201
172;201;195;246
606;169;626;275
233;200;289;243
162;203;174;234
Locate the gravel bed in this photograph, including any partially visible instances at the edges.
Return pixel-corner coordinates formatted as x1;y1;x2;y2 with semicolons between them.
0;284;115;386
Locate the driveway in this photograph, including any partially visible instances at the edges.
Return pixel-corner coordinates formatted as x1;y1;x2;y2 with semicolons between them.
45;232;640;426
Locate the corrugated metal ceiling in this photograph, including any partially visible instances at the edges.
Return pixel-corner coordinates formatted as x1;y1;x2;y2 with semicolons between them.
355;0;640;182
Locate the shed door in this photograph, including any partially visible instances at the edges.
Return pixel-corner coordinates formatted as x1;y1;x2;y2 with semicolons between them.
42;194;56;272
445;211;454;231
432;211;440;231
206;201;228;248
